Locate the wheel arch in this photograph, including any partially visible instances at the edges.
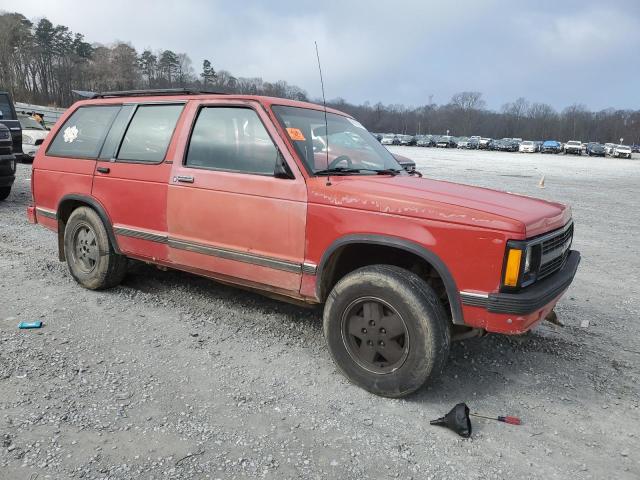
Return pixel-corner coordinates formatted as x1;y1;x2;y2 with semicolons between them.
316;234;464;325
56;194;121;261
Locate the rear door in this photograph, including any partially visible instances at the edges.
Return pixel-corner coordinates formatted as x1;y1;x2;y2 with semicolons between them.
91;102;185;262
35;104;121;217
167;100;307;294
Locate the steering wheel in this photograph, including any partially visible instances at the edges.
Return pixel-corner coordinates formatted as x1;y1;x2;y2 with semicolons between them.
327;155;353;169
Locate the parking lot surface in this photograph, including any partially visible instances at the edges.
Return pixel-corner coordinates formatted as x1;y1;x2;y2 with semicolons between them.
1;148;639;479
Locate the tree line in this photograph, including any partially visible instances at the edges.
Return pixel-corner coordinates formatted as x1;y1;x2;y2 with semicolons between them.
1;11;638;144
328;93;640;144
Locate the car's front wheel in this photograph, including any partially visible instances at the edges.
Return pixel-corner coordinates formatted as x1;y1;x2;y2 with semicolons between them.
64;206;127;290
0;186;11;201
323;265;450;397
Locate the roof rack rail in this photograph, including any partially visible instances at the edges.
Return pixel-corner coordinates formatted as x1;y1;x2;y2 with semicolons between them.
90;88;227;99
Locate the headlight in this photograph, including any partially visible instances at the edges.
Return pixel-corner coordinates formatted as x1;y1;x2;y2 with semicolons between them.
23;134;35;145
523;246;532;273
502;243;541;289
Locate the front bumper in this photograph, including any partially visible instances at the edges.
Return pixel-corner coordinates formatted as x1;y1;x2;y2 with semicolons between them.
461;250;580;334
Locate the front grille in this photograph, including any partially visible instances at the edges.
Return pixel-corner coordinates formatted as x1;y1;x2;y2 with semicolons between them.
542;223;573;255
538;223;573;280
539;250;569;279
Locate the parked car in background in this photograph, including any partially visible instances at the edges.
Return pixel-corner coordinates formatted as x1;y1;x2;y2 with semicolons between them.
613;145;632;159
564;141;583;155
518;140;537;153
585;143;605;157
467;138;479;149
0;91;23;161
479;138;492;150
435;135;454;148
541;140;562;154
381;134;395;145
398;135;412;146
416;135;434;147
0;123;16;200
497;139;518;152
19;114;49;162
631;144;640;153
604;143;616;156
456;137;469;149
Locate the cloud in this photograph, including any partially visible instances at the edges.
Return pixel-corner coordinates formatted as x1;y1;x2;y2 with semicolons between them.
7;0;639;110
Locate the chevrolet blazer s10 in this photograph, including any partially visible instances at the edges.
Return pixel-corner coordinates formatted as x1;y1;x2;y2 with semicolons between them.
28;89;580;397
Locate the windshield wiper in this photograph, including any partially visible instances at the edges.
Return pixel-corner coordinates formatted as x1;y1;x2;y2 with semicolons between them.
314;167;363;175
314;167;402;176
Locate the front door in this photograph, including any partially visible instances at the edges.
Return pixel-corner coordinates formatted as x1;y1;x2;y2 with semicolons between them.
167;102;307;294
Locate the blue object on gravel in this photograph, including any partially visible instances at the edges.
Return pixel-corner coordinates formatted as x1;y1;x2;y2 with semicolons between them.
18;321;43;329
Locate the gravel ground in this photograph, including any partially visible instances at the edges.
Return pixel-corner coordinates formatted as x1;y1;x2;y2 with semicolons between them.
1;149;639;479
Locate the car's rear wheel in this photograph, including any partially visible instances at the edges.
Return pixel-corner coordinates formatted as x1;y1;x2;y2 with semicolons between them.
323;265;450;398
0;186;10;201
64;206;127;290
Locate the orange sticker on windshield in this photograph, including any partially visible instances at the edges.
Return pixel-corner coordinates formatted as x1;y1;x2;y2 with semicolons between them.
286;127;306;141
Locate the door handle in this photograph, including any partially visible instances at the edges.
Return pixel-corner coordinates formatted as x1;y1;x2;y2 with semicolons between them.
176;175;194;183
97;166;110;174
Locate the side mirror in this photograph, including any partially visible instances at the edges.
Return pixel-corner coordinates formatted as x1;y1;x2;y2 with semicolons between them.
274;151;294;179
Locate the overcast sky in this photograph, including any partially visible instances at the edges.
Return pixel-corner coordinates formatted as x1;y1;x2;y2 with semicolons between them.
7;0;640;111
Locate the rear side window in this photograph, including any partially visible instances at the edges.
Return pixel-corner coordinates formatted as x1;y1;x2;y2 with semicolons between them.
0;94;16;120
117;104;183;163
185;107;278;175
48;106;120;159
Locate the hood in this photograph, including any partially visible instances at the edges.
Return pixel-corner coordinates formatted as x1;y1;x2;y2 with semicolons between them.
22;128;49;141
307;175;570;237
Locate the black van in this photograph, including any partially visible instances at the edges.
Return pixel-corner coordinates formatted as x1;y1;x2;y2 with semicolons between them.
0;91;23;159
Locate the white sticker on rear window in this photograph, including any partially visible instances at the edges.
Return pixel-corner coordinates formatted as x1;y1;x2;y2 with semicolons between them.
63;125;79;143
346;118;365;129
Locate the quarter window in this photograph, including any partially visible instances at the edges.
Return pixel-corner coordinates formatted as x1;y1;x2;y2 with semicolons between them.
117;104;183;163
47;106;121;159
186;107;278;175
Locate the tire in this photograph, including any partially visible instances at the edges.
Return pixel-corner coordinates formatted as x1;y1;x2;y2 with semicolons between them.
0;186;10;201
323;265;450;398
64;206;127;290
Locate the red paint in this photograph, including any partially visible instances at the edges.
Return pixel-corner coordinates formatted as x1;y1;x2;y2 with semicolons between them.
30;93;576;335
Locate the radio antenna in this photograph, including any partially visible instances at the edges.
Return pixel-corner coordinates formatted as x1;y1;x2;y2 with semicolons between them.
315;41;331;186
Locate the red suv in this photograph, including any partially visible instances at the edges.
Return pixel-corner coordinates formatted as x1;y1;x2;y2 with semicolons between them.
28;89;580;397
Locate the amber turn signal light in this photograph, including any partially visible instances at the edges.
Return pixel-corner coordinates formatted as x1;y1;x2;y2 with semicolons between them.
503;248;522;287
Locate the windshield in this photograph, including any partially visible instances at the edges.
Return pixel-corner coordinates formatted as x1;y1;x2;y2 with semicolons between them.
522;141;533;146
272;105;402;175
19;116;46;130
0;94;16;120
567;141;581;146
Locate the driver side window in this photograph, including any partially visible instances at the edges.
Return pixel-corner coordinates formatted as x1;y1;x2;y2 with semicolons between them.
185;107;279;175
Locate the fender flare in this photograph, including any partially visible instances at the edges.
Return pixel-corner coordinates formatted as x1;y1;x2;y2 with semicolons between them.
57;194;122;256
316;234;464;325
